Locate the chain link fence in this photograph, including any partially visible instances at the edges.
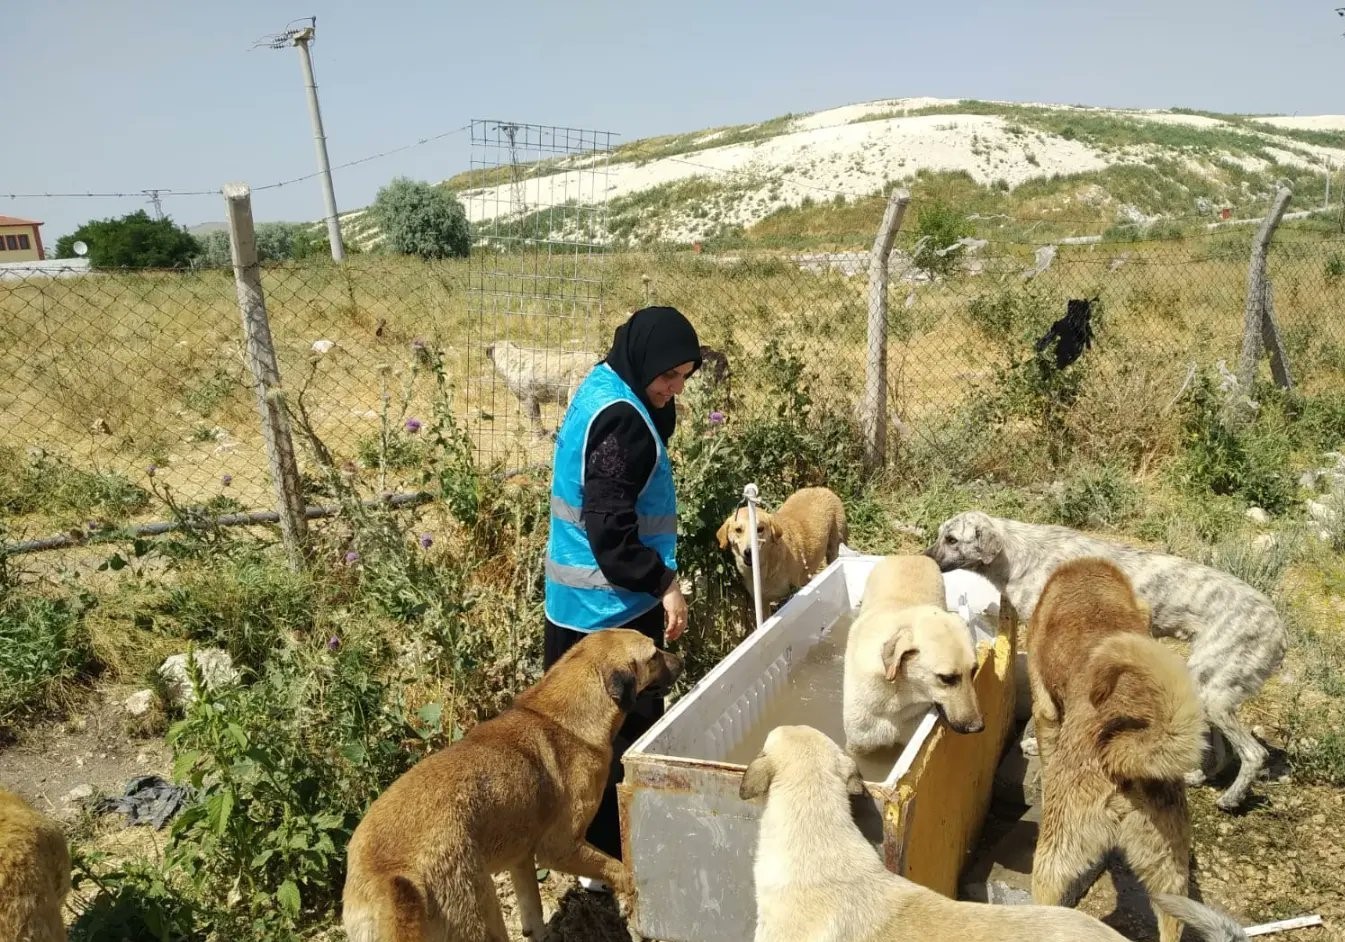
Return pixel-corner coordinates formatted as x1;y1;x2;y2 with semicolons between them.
4;205;1345;545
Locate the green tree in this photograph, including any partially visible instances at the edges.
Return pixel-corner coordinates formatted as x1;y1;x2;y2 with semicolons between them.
55;211;200;269
372;178;471;260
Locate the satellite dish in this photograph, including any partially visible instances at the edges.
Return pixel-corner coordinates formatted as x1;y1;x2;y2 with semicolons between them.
72;241;89;257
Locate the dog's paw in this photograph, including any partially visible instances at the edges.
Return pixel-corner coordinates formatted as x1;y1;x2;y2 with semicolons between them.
1184;768;1207;787
1020;736;1040;757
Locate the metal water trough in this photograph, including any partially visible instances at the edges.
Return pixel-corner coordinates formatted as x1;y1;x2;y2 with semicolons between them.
618;556;1019;942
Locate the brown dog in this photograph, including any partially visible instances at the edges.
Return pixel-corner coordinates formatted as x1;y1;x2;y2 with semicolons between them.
1028;558;1207;942
716;486;847;606
0;788;70;942
342;628;682;942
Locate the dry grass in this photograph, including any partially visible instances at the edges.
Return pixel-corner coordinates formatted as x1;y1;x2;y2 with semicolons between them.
2;232;1345;535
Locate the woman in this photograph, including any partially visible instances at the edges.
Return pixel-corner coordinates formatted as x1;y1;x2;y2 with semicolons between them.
543;305;701;876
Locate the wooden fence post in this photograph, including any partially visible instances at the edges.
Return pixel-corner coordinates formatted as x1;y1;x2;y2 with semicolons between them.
863;188;911;470
223;182;309;570
1236;187;1293;397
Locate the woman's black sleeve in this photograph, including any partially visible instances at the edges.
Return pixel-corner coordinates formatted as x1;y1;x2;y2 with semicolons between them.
581;403;676;598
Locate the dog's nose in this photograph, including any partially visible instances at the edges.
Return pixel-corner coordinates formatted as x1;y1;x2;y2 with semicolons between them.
741;548;752;563
956;717;985;734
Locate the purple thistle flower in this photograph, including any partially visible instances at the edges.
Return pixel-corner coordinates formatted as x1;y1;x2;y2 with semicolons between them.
418;533;433;550
411;338;427;351
221;474;233;487
709;411;726;425
147;464;157;477
343;550;360;565
404;417;422;433
327;636;341;652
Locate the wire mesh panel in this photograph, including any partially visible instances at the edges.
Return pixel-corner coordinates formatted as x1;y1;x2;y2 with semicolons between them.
462;120;615;466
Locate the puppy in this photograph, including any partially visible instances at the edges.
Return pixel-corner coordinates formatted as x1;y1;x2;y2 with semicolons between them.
843;556;983;753
484;339;597;439
926;510;1285;811
740;725;1246;942
343;628;682;942
717;487;847;606
0;788;70;942
1029;558;1205;942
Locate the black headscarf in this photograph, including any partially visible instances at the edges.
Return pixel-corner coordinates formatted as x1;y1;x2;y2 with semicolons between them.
604;306;702;442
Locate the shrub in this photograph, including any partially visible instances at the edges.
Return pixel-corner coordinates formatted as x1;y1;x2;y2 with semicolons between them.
0;447;150;520
193;223;325;268
160;552;316;669
372;178;471;260
1325;252;1345;284
1047;463;1140;529
0;592;93;724
911;199;972;276
56;211;200;269
1171;373;1295;513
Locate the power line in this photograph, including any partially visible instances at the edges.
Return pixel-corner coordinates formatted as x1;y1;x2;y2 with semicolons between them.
2;124;472;203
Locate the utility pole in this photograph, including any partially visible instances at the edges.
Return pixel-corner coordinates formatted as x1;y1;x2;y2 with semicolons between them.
143;189;166;221
254;17;346;262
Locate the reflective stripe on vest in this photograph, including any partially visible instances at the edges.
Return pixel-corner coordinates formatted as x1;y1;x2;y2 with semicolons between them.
549;496;678;538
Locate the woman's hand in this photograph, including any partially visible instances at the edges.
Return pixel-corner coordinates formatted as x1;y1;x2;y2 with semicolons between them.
662;580;688;641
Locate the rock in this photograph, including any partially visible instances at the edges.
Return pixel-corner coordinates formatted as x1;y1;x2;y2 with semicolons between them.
64;784;94;804
1245;507;1270;525
158;649;239;707
1306;500;1339;526
124;689;155;716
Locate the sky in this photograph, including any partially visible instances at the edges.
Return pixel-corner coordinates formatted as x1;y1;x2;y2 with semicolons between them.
6;0;1344;244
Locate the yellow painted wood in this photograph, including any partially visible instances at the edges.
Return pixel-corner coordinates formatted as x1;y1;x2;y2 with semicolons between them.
886;600;1019;897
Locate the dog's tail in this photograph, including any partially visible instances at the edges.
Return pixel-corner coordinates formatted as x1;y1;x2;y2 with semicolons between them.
343;873;433;942
1088;633;1205;783
1151;893;1249;941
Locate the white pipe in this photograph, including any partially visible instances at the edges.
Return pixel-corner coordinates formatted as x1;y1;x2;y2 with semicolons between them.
1246;915;1324;937
743;483;765;632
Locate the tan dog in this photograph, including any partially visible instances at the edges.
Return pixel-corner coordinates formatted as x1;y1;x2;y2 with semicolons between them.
716;487;847;606
0;788;70;942
740;725;1245;942
1028;558;1209;942
843;556;983;752
342;629;682;942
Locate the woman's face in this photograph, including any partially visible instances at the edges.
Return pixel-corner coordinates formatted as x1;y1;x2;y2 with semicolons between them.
645;361;696;409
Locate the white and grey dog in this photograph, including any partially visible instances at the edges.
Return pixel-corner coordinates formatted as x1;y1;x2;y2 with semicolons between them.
484;340;597;439
926;511;1286;811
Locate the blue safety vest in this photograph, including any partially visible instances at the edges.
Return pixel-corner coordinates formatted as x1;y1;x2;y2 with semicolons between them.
545;363;678;631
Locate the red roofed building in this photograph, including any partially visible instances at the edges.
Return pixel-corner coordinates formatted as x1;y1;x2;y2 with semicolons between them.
0;216;45;261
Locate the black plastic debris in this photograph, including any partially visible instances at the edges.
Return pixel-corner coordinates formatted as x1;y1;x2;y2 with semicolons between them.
92;775;192;830
1034;297;1097;371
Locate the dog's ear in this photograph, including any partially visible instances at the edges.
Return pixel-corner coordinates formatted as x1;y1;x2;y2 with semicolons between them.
880;625;919;682
716;517;731;550
970;518;1003;566
838;752;865;796
739;754;775;801
768;517;782;542
605;664;640;712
